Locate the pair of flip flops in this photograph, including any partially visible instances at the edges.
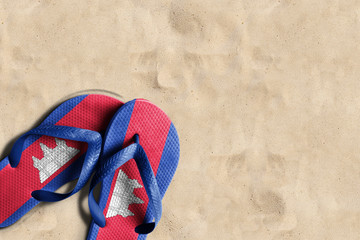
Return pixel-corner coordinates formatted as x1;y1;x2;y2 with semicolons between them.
0;94;180;239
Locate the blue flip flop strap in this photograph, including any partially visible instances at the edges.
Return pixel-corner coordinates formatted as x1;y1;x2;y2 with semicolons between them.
9;125;102;202
89;138;162;234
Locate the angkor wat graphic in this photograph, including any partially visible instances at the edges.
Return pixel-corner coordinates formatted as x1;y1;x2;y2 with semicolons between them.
106;169;144;218
32;138;80;183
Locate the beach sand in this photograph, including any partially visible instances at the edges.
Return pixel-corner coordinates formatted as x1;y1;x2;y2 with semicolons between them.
1;0;360;239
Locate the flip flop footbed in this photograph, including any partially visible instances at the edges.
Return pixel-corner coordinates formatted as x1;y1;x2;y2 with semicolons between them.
88;99;180;240
0;94;123;227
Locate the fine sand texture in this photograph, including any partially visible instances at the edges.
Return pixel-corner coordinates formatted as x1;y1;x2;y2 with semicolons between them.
1;0;360;239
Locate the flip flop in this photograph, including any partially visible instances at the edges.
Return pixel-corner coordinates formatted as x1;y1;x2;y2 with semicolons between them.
0;94;123;228
87;99;180;240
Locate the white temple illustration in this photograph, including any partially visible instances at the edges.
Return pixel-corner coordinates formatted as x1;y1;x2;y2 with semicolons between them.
32;138;80;183
106;169;144;218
